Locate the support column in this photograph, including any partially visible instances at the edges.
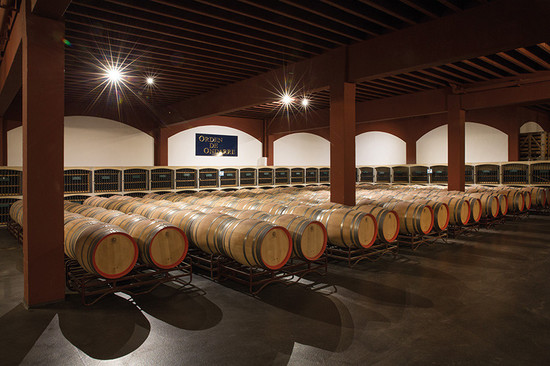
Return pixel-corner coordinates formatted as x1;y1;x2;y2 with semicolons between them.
330;82;356;206
406;139;416;164
261;119;272;165
0;117;7;165
508;127;519;161
266;134;274;166
447;94;465;191
22;8;65;307
154;127;168;166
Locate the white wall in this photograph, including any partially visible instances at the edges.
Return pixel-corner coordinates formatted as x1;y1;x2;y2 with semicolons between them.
416;122;508;165
356;131;406;165
273;132;330;166
520;121;544;133
7;116;154;166
168;125;262;166
7;127;22;167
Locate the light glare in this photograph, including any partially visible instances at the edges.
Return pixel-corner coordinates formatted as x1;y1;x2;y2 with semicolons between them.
106;67;122;83
301;98;309;107
146;77;155;85
281;93;293;105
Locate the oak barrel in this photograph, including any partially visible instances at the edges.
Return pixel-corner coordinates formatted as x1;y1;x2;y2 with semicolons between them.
354;204;400;242
64;212;138;278
110;215;188;269
316;209;378;248
383;201;434;235
189;213;237;255
266;214;327;261
220;218;292;269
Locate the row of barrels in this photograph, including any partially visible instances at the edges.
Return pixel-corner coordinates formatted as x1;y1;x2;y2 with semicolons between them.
63;202;188;269
134;199;329;261
10;200;139;279
83;196;296;270
143;192;413;243
138;194;382;247
144;183;544;241
10;200;189;279
84;195;385;254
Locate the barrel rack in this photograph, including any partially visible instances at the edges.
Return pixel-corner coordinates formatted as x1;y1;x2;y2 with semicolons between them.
187;247;328;295
478;216;506;229
529;207;550;216
447;222;480;238
325;242;398;268
65;259;193;306
397;231;449;251
7;218;22;244
7;220;193;305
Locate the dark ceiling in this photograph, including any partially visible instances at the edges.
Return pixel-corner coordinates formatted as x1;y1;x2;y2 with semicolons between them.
64;0;526;125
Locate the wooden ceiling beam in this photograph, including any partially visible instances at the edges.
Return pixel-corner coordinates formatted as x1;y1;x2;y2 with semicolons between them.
65;19;266;75
238;0;364;42
373;77;426;92
461;77;550;110
0;14;21;115
461;59;504;78
66;5;284;68
436;0;462;12
195;0;345;47
446;63;490;81
516;47;550;69
391;74;444;89
478;55;519;75
496;52;537;73
349;0;550;82
31;0;71;19
106;0;320;57
362;79;421;94
165;0;550;124
64;38;245;84
279;0;384;35
356;0;416;25
399;0;439;19
163;46;345;123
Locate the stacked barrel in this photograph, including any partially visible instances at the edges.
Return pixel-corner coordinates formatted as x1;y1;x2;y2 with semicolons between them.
63;201;188;269
9;199;189;279
11;182;540;278
145;192;382;249
10;200;139;279
84;196;295;270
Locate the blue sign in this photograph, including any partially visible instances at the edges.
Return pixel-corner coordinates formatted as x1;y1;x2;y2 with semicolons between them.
196;133;238;157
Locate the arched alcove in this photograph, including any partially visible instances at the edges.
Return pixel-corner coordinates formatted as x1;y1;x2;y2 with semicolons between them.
520;121;545;133
355;131;406;165
168;125;262;166
7;116;154;166
273;132;330;166
417;122;508;165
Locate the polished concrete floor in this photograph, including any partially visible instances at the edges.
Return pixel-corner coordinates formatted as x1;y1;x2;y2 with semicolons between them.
1;215;550;365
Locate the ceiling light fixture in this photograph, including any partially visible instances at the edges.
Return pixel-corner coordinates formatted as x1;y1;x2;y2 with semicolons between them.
281;93;293;105
105;67;122;84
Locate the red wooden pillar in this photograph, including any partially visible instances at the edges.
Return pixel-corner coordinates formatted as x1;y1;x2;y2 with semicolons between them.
447;94;465;191
406;139;416;164
262;119;273;165
266;134;274;166
0;117;7;165
154;127;168;166
22;9;65;306
508;127;519;161
330;82;356;206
